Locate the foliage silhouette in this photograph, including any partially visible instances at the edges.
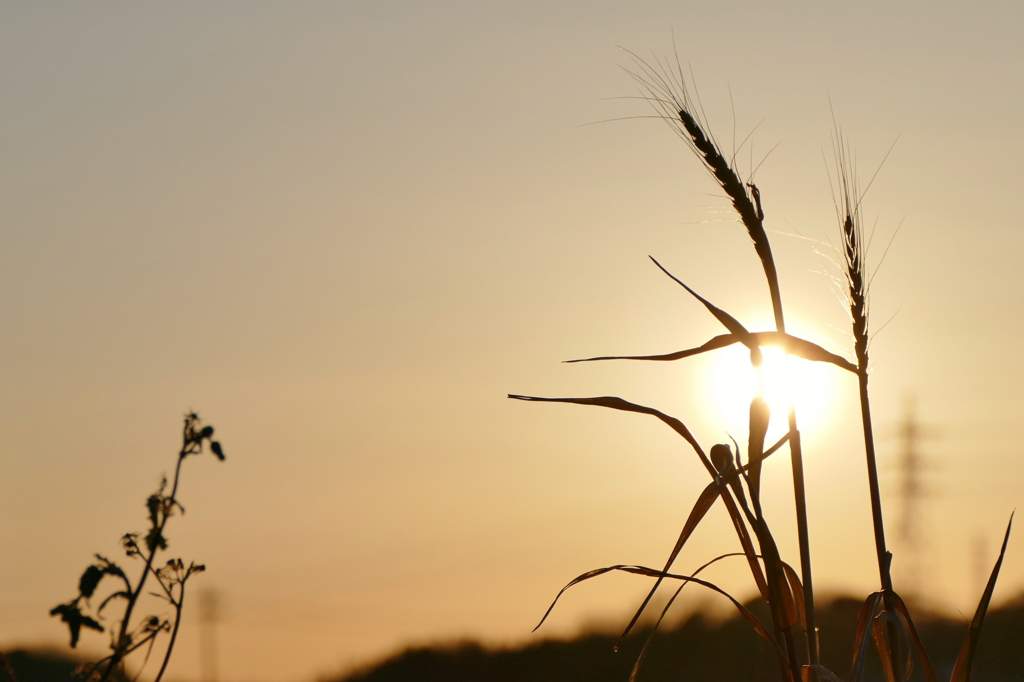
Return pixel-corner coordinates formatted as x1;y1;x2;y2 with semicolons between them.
50;413;224;682
508;50;1013;682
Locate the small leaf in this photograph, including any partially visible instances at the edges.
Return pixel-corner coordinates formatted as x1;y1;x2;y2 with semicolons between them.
95;555;126;580
199;426;214;439
49;602;103;648
210;441;225;460
78;565;104;599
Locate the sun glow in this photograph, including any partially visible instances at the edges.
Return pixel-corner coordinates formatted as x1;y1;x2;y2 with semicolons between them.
705;344;837;442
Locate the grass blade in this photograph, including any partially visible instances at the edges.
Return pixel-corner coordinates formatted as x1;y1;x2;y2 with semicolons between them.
782;561;807;631
566;331;856;373
888;591;938;682
870;610;904;682
721;490;770;601
534;563;781;648
648;257;763;365
507;392;777;601
532;566;623;631
566;333;739;363
611;564;783;655
616;480;722;648
507;394;712;473
628;552;748;682
950;512;1014;682
850;591;883;682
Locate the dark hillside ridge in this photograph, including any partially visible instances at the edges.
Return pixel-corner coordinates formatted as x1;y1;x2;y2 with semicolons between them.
2;649;128;682
332;596;1024;682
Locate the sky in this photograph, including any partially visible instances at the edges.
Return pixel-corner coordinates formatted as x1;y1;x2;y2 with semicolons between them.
2;1;1023;681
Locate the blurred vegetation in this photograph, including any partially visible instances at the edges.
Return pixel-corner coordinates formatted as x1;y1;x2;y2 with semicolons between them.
330;596;1024;682
1;649;126;682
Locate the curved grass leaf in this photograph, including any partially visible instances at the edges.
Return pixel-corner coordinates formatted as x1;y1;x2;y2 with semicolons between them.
566;331;856;374
507;392;776;603
506;394;711;472
850;591;923;682
629;552;747;682
626;552;809;682
782;561;807;631
647;257;762;365
888;591;937;682
534;563;786;661
507;393;789;662
616;480;721;649
850;592;884;682
871;609;907;682
722;491;770;601
950;512;1013;682
567;333;739;364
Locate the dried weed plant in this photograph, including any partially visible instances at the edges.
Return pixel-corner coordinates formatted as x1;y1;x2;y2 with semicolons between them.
50;413;225;682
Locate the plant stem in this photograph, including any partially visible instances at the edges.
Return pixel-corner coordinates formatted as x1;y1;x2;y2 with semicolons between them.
675;98;818;680
787;418;819;667
154;582;185;682
97;448;187;682
857;367;903;682
759;218;819;677
857;371;891;589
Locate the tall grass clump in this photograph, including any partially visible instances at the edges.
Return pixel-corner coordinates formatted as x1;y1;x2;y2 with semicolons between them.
510;50;1012;682
50;413;225;682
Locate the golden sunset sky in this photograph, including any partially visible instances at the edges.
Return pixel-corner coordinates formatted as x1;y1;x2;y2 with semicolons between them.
2;2;1023;681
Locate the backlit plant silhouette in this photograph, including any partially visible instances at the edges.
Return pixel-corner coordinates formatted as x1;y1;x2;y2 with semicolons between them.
50;413;225;682
510;51;1012;682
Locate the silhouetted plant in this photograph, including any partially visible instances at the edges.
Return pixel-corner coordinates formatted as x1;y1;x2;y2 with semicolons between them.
510;49;1012;682
50;413;225;682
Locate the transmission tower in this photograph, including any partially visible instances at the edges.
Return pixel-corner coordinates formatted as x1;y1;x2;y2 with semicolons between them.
892;395;934;601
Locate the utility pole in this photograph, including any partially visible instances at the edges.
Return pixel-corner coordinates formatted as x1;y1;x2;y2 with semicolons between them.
198;588;221;682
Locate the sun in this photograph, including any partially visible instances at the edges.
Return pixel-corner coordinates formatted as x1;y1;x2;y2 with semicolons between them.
704;343;837;443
